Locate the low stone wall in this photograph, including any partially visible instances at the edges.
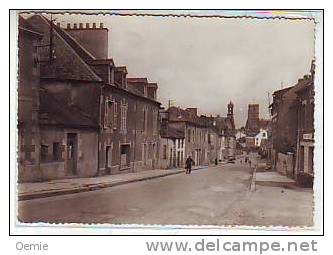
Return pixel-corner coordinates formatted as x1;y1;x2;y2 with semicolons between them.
276;152;294;177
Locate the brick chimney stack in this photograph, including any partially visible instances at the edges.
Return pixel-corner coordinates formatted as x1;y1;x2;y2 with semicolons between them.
65;21;109;59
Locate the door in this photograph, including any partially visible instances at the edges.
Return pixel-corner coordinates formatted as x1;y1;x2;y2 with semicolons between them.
67;133;77;175
152;143;156;168
105;145;111;174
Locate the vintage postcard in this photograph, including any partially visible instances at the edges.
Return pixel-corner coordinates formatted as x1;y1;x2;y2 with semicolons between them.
13;10;323;234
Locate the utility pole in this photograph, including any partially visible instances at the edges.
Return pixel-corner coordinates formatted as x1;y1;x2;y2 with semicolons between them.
36;14;57;63
49;14;53;63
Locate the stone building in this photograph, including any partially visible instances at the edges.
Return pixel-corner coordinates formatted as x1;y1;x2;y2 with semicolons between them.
160;106;220;168
17;16;43;182
294;61;315;186
159;111;185;169
270;61;315;184
17;14;161;182
213;102;236;160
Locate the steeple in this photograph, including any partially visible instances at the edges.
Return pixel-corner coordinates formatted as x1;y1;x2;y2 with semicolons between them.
227;101;235;130
227;101;234;117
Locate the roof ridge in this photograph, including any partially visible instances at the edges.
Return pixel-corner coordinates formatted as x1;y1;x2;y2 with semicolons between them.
38;15;102;82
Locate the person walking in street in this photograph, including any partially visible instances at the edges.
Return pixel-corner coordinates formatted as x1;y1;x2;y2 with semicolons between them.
185;155;195;174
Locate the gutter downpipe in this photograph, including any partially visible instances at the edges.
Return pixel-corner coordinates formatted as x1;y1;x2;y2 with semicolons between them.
96;83;105;177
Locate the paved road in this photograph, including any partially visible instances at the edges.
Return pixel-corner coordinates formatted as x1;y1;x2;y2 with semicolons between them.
18;162;313;226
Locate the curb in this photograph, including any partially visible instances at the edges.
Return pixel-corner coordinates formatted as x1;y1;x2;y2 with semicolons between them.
18;166;209;201
255;180;297;189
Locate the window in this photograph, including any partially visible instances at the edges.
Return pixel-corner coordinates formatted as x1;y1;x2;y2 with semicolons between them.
41;144;48;162
308;146;314;174
143;106;148;132
53;142;61;161
120;100;128;132
208;134;211;144
152;110;158;135
104;97;114;128
187;129;191;142
113;101;118;129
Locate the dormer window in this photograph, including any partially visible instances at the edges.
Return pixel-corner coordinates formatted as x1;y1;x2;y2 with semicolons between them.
144;86;148;97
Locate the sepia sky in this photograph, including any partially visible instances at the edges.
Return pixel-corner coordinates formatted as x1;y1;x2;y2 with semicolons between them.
51;13;315;127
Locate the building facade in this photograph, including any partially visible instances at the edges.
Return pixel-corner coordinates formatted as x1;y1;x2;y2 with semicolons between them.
294;62;315;186
18;14;162;182
270;61;315;185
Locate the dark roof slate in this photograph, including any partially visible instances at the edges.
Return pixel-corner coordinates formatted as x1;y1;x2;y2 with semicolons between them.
26;15;102;82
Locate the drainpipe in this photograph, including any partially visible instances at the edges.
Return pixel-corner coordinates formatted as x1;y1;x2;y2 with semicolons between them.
95;83;104;176
132;102;137;173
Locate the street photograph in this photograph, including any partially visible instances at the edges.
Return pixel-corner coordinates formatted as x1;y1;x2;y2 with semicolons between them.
15;10;320;229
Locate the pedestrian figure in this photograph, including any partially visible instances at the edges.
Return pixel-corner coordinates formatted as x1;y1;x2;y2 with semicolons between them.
249;159;252;168
215;158;218;165
240;159;242;165
245;157;248;164
185;155;195;174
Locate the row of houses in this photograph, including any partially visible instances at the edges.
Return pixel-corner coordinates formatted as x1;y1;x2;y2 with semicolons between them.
269;60;315;187
159;102;236;169
17;14;236;183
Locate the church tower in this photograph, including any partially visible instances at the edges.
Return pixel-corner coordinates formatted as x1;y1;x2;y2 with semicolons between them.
227;101;234;117
227;101;235;130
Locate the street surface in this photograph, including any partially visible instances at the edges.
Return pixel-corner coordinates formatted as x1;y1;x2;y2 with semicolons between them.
18;159;313;226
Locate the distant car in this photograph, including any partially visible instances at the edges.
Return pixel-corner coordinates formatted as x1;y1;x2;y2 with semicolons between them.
227;156;236;163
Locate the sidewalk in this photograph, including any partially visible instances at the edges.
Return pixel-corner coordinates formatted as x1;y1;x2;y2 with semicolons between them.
255;171;296;188
18;165;211;201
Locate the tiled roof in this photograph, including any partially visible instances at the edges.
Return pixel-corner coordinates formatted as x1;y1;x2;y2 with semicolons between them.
89;59;115;66
25;15;102;82
115;66;128;74
148;82;158;88
127;77;148;83
18;16;43;36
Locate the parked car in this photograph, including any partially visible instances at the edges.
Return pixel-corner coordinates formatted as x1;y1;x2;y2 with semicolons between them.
227;155;236;163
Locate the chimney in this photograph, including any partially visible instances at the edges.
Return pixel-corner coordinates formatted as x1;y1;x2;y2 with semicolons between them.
92;22;96;28
100;23;104;28
66;23;71;29
73;23;77;29
186;108;198;118
86;23;90;29
79;23;83;29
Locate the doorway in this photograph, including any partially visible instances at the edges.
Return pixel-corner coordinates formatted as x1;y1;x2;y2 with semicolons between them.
105;145;112;174
120;144;130;168
67;133;78;175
